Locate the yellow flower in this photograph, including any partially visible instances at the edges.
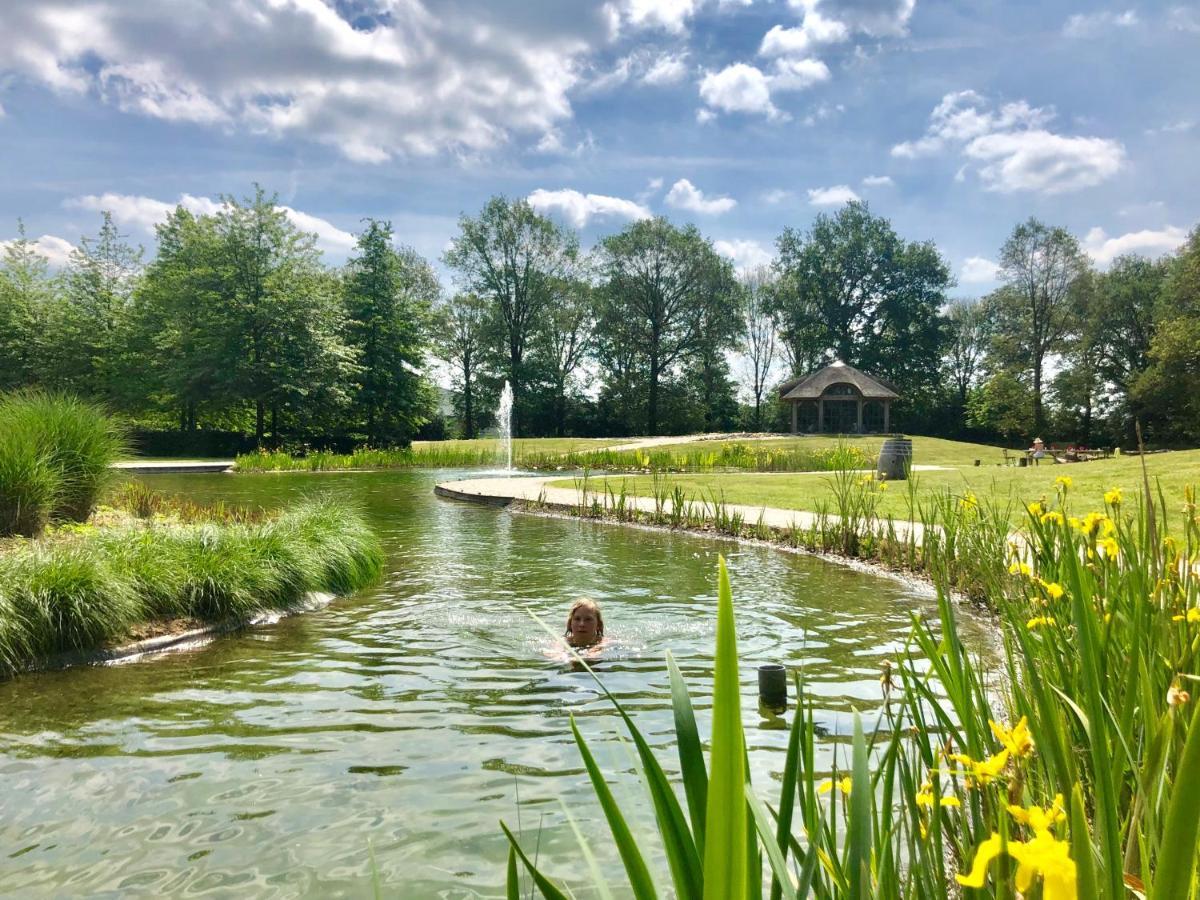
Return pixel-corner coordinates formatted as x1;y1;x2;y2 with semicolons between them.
1038;580;1065;600
1026;501;1044;517
990;716;1034;758
1008;795;1066;833
1077;511;1113;537
1027;616;1056;630
1172;608;1200;624
947;749;1010;786
879;481;889;491
1040;510;1065;526
818;776;852;795
1055;475;1073;490
916;781;962;808
957;830;1077;900
1009;561;1033;577
1104;487;1122;506
960;493;978;511
1098;537;1119;558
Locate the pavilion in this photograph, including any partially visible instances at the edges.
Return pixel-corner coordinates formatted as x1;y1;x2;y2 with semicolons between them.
778;361;900;434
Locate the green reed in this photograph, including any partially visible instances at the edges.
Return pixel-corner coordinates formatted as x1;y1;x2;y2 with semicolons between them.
505;481;1200;898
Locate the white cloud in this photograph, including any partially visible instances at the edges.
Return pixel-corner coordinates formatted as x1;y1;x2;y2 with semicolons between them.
807;184;860;205
788;0;915;38
665;179;737;214
65;192;356;256
642;52;690;86
0;233;75;267
527;188;652;228
861;174;894;187
1168;5;1200;33
893;90;1125;194
698;64;779;118
964;131;1125;194
714;238;773;273
1083;225;1189;267
959;256;1002;283
611;0;700;34
769;57;831;90
759;12;848;57
0;1;597;162
1063;9;1138;38
762;188;795;204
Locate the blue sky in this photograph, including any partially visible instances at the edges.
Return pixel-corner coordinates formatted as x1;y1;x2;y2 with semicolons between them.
1;0;1196;296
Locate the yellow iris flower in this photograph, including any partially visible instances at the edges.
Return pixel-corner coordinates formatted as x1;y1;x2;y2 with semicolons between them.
1104;487;1122;505
1040;510;1065;526
957;830;1077;900
947;749;1010;786
1055;476;1073;489
1027;616;1056;630
989;716;1034;758
818;776;852;795
1172;608;1200;624
1009;561;1033;577
1008;794;1066;833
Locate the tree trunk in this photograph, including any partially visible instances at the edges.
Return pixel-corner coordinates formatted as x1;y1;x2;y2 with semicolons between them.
1032;353;1045;434
255;399;265;445
509;351;521;438
271;405;279;445
648;352;660;436
463;368;474;439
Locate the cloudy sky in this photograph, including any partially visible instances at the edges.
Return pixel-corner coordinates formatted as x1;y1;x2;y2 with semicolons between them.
1;0;1196;294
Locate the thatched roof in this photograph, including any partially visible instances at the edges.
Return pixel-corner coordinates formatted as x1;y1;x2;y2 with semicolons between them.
778;361;900;400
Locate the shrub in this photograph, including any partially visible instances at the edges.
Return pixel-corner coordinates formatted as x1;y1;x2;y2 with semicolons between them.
0;418;62;536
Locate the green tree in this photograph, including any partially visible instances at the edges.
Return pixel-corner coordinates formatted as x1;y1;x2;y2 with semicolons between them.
771;202;950;395
0;222;57;391
739;266;778;430
444;197;578;436
945;298;989;411
43;212;143;400
344;220;438;445
966;371;1033;442
987;218;1088;433
596;217;738;435
537;276;595;436
435;293;491;439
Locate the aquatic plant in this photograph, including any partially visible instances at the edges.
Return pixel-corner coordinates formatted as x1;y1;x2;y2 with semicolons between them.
505;491;1200;897
0;499;384;676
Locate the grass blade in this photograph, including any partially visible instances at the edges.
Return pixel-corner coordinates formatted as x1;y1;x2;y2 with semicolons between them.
500;821;572;900
847;712;873;900
669;649;709;851
1151;697;1200;900
746;785;798;900
703;556;748;900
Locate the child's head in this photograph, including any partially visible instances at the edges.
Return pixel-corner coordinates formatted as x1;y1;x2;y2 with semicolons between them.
564;598;604;646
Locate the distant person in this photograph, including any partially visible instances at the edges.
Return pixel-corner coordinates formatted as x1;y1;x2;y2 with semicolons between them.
1030;437;1047;465
565;598;605;649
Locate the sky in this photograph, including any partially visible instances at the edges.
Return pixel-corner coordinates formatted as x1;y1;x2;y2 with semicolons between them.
0;0;1197;297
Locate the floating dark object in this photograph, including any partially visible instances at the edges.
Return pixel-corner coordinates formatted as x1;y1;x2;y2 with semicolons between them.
758;663;788;712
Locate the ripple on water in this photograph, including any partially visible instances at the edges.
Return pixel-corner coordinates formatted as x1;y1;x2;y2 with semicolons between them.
0;469;992;897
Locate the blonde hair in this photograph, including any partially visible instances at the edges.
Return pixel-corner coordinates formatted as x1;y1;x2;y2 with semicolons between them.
564;598;604;638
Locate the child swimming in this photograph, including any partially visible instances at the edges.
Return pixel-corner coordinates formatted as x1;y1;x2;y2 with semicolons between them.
564;598;604;649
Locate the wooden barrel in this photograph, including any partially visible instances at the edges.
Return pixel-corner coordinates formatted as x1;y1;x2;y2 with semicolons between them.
877;436;912;481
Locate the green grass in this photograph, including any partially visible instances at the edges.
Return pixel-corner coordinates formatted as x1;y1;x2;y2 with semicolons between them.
0;391;128;535
0;497;383;676
560;448;1200;526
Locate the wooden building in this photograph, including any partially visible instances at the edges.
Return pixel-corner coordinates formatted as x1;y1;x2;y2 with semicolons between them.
778;361;900;434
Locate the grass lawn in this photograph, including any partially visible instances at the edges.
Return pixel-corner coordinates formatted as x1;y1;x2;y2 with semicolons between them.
552;447;1200;525
633;434;1010;467
413;436;630;458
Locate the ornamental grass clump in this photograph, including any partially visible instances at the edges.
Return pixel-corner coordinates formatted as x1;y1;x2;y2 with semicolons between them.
0;419;62;537
504;480;1200;899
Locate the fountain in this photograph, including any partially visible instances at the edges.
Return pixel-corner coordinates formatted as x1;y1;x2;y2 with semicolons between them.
496;380;513;471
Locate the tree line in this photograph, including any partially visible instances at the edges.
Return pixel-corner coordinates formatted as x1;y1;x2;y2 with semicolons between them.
1;185;1197;448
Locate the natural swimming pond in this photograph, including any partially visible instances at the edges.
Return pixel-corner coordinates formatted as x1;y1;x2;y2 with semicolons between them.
0;470;991;897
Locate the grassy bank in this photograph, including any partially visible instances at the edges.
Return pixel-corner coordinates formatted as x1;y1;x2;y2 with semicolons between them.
0;492;383;677
556;448;1200;527
506;483;1200;897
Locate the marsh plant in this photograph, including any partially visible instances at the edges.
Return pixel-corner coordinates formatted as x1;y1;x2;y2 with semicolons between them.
505;492;1200;898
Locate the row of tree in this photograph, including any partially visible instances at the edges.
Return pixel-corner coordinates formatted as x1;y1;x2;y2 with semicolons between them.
1;186;1197;448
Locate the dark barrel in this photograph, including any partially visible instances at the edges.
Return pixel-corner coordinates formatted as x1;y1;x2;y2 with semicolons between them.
758;664;788;712
877;435;913;481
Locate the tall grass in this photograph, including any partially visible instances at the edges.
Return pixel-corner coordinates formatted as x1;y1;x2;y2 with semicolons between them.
0;391;127;535
0;498;384;676
507;493;1200;898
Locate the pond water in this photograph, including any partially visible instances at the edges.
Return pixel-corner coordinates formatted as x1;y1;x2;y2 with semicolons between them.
0;470;990;898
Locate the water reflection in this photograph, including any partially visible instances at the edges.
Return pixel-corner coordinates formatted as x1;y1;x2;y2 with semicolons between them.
0;470;990;897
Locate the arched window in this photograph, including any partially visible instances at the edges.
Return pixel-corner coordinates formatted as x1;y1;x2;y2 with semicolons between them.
822;382;859;397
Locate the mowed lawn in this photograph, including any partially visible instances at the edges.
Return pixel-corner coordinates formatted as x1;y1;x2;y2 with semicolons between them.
627;434;1009;467
413;436;627;457
552;445;1200;525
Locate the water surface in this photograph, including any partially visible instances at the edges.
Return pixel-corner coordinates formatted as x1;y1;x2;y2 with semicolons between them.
0;470;989;897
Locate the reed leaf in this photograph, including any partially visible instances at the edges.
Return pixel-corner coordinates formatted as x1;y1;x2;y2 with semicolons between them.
668;649;708;851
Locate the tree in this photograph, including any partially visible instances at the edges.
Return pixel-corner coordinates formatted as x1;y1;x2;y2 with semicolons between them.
436;293;490;439
444;197;578;436
771;202;951;396
0;222;56;391
538;276;595;436
739;266;778;430
945;299;990;411
344;220;438;445
43;212;143;400
211;187;357;443
966;371;1033;442
597;218;738;435
988;218;1088;433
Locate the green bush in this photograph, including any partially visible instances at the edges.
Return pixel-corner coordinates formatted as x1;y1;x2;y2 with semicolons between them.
0;391;127;532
